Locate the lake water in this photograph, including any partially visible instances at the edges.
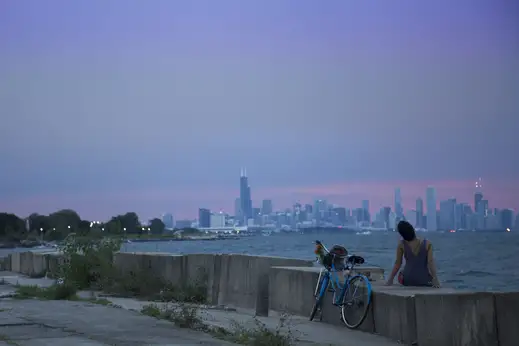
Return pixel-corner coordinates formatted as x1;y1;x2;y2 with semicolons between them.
2;231;517;292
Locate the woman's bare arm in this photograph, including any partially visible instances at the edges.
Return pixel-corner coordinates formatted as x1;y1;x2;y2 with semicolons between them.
427;242;440;287
386;242;403;285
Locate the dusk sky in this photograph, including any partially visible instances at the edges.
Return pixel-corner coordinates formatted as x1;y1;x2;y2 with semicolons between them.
1;0;518;221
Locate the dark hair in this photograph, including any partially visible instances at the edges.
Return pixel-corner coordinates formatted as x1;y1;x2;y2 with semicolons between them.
397;220;416;241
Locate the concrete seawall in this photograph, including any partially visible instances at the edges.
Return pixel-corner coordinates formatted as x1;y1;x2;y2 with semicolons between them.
3;251;518;346
268;265;518;346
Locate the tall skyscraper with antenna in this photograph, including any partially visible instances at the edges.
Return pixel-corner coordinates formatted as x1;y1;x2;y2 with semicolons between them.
474;177;483;214
239;168;252;225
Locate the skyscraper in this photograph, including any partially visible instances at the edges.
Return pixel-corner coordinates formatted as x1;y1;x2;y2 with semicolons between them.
361;200;370;223
198;208;211;228
234;198;241;220
261;199;273;215
239;168;252;224
394;188;403;219
416;198;424;228
474;192;483;214
426;187;437;231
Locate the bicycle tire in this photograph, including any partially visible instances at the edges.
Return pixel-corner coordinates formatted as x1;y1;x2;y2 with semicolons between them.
310;275;328;321
341;275;372;329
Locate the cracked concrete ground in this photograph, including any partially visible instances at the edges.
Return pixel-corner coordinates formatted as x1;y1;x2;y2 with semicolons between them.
0;272;398;345
0;299;237;345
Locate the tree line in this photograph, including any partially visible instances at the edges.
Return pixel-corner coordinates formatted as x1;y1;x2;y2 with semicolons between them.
0;209;169;243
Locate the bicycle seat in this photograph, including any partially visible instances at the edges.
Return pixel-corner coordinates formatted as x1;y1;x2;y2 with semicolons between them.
347;255;365;265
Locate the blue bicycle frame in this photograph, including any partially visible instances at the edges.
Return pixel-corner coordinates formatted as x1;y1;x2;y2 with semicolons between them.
314;255;372;307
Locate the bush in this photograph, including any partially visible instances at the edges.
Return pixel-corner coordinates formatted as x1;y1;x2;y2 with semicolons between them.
57;232;208;304
58;232;122;290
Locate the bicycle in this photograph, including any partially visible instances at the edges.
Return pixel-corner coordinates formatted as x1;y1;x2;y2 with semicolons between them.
309;240;373;329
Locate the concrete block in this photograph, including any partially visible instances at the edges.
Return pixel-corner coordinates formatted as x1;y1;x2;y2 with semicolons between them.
371;287;417;344
10;252;21;273
19;252;33;275
184;254;222;305
31;253;47;276
414;292;498;346
143;253;184;284
46;253;65;278
494;292;519;346
268;266;317;317
218;255;312;311
0;256;9;271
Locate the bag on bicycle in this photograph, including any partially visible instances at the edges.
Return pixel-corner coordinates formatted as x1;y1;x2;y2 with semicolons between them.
322;245;348;270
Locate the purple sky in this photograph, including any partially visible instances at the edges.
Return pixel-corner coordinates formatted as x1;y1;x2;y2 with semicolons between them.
1;0;518;220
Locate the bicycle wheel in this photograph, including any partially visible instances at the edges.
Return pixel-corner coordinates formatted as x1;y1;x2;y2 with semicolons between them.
341;275;372;329
310;275;328;321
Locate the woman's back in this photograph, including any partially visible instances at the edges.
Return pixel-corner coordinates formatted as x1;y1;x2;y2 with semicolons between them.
401;238;432;286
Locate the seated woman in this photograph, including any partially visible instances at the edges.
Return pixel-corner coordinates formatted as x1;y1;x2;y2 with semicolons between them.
385;220;440;287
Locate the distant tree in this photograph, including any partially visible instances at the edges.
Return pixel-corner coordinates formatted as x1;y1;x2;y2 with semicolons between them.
105;217;123;235
28;213;50;233
0;213;26;241
149;218;165;235
118;212;140;234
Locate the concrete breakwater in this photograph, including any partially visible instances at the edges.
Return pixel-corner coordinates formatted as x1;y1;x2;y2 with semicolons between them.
1;251;518;346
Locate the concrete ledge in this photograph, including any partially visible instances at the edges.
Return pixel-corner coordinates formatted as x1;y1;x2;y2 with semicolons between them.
269;265;502;346
492;292;519;346
372;285;456;345
414;291;498;346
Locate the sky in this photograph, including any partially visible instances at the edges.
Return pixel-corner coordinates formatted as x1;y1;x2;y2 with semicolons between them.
1;0;518;221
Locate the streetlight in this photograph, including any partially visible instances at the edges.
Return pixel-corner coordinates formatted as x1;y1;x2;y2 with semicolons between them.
67;225;71;229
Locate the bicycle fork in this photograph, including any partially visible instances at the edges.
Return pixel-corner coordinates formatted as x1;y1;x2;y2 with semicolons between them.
314;268;325;296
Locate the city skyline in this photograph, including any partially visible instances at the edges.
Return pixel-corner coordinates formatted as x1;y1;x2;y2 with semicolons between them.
3;174;517;221
1;1;518;220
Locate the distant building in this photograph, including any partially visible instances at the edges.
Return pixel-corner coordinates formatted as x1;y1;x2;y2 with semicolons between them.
474;192;483;215
405;210;418;228
239;168;252;224
361;200;370;223
198;208;211;228
210;212;226;228
426;187;437;231
394;188;403;220
499;209;514;229
261;199;273;215
234;198;241;220
175;219;193;229
439;198;456;230
162;213;174;229
415;198;424;228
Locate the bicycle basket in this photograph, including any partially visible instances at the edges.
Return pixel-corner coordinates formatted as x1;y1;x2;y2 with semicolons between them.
322;245;348;270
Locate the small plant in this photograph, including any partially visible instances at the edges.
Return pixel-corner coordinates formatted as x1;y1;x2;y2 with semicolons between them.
14;283;77;300
215;314;295;346
140;302;203;329
141;304;162;318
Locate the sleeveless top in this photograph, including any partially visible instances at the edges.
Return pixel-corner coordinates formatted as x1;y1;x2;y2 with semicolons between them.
402;239;433;286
